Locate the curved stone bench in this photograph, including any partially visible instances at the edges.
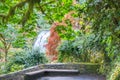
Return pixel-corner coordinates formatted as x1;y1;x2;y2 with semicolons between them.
24;69;79;80
0;63;105;80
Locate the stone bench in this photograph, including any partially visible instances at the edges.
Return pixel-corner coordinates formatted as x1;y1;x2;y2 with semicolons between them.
24;69;79;80
0;63;101;80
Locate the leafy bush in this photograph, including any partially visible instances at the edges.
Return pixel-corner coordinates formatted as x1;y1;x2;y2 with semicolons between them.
58;33;105;63
58;40;81;62
0;48;47;74
10;64;24;72
107;56;120;80
11;48;47;68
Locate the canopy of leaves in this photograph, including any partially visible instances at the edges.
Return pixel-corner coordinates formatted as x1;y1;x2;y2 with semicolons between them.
81;0;120;61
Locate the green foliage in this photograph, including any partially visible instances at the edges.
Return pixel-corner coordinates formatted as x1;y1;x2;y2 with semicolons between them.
36;13;51;29
58;40;80;62
0;24;18;61
58;34;105;63
0;48;47;74
0;24;17;43
9;48;47;68
58;0;120;64
54;0;120;78
0;0;38;61
10;64;24;72
0;0;120;78
80;0;120;61
107;56;120;80
12;35;26;48
42;0;75;22
0;0;74;25
56;26;78;40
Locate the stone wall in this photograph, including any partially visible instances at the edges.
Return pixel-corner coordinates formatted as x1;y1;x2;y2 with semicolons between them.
0;63;100;80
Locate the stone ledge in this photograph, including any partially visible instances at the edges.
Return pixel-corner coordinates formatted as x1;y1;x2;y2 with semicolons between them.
0;63;100;80
24;69;79;80
25;69;79;75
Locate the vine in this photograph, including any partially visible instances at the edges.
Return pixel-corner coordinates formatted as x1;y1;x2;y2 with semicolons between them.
45;22;66;61
45;11;80;61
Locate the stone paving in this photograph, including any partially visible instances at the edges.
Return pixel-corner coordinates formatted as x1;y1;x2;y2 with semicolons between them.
37;75;105;80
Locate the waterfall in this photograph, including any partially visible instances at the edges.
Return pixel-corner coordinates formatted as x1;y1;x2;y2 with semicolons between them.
33;30;50;53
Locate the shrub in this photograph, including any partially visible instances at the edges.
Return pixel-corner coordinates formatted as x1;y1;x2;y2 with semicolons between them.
107;56;120;80
10;48;47;68
0;48;47;74
58;40;82;62
58;35;105;63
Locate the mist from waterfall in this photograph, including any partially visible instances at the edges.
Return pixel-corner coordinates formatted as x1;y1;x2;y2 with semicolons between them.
33;30;50;53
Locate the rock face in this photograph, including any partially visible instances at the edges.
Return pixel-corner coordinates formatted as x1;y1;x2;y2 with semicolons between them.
0;63;105;80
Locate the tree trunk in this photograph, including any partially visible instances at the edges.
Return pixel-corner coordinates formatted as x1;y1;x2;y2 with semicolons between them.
0;52;1;59
4;49;8;62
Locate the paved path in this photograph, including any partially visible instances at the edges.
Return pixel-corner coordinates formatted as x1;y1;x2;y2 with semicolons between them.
37;75;105;80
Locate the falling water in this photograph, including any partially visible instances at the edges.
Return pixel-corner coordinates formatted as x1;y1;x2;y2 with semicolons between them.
33;30;50;53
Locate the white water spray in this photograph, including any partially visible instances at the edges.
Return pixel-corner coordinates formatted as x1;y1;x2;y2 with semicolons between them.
33;30;50;53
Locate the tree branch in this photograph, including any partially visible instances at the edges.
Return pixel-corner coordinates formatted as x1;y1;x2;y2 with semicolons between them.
39;4;54;23
0;33;5;44
0;0;55;24
20;1;34;26
41;0;55;6
0;0;27;22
